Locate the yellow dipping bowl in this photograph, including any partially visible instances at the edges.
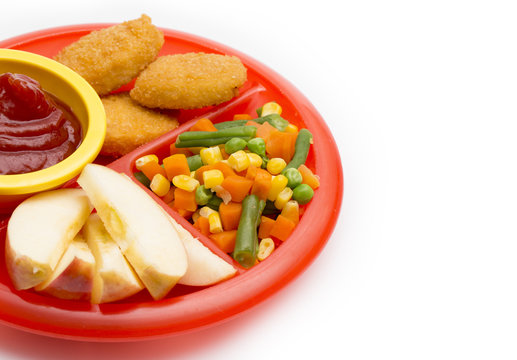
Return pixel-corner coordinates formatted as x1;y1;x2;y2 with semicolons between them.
0;49;106;213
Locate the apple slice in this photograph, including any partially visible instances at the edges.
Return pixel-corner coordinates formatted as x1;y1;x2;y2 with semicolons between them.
34;233;95;301
5;188;93;290
83;213;144;304
77;164;187;300
167;217;237;286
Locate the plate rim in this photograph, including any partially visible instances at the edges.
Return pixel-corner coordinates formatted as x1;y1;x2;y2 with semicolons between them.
0;24;343;341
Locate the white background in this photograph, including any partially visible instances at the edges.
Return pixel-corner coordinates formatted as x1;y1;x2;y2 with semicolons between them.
2;0;517;359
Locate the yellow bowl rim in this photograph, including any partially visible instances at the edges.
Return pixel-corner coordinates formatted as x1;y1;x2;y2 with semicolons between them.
0;49;106;195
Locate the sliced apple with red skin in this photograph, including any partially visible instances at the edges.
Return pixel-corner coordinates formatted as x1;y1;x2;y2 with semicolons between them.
167;216;237;286
5;188;93;290
77;164;187;301
83;213;144;304
34;233;95;301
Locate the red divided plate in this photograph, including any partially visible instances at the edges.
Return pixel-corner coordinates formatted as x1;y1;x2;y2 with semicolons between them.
0;24;343;341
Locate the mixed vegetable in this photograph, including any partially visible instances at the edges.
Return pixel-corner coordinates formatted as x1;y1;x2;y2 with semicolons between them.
134;102;320;268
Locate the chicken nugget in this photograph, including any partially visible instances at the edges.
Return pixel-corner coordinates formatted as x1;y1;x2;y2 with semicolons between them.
129;53;247;109
100;93;178;157
54;15;164;96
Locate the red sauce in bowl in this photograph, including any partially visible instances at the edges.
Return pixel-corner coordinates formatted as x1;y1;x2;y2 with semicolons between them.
0;73;82;175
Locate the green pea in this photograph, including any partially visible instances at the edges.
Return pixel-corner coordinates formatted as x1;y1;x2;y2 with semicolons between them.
292;184;314;205
206;195;223;211
225;137;247;154
195;185;213;206
283;168;302;189
187;154;203;171
247;137;266;157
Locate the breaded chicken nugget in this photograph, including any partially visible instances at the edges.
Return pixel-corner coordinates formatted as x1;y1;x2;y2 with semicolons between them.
54;15;164;96
100;93;178;157
130;53;247;109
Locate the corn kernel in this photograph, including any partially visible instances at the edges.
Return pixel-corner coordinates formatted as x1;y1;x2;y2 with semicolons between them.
268;174;288;201
284;124;298;133
274;187;293;209
261;102;282;116
257;238;275;261
247;152;263;168
281;200;300;224
150;173;171;197
228;150;250;172
200;146;223;165
199;206;216;218
190;170;196;178
135;154;159;171
208;212;223;233
203;169;224;189
267;158;287;175
172;174;199;192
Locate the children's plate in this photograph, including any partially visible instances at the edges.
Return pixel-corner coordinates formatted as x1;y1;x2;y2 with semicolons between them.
0;24;343;341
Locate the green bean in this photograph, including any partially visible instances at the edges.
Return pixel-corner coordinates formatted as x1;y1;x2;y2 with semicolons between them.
214;119;249;129
225;137;247;154
292;184;314;205
259;114;288;131
195;185;213;206
284;129;313;170
175;126;256;148
175;136;247;148
134;171;151;188
178;126;256;141
213;114;288;131
233;194;265;268
187;155;203;171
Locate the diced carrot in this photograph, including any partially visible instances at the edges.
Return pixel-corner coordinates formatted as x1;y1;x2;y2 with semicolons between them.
209;230;238;253
220;146;230;160
170;143;193;156
250;168;272;201
221;175;253;203
280;200;299;225
266;130;297;163
212;161;236;178
270;214;296;241
258;216;276;239
233;113;253;121
219;202;243;231
245;120;261;128
193;216;210;236
161;186;175;204
255;121;277;143
174;188;197;212
246;165;258;180
190;118;217;132
195;162;236;185
140;161;167;181
163;154;190;181
175;208;194;220
298;164;320;189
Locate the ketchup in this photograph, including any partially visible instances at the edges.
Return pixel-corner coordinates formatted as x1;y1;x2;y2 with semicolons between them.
0;73;82;175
